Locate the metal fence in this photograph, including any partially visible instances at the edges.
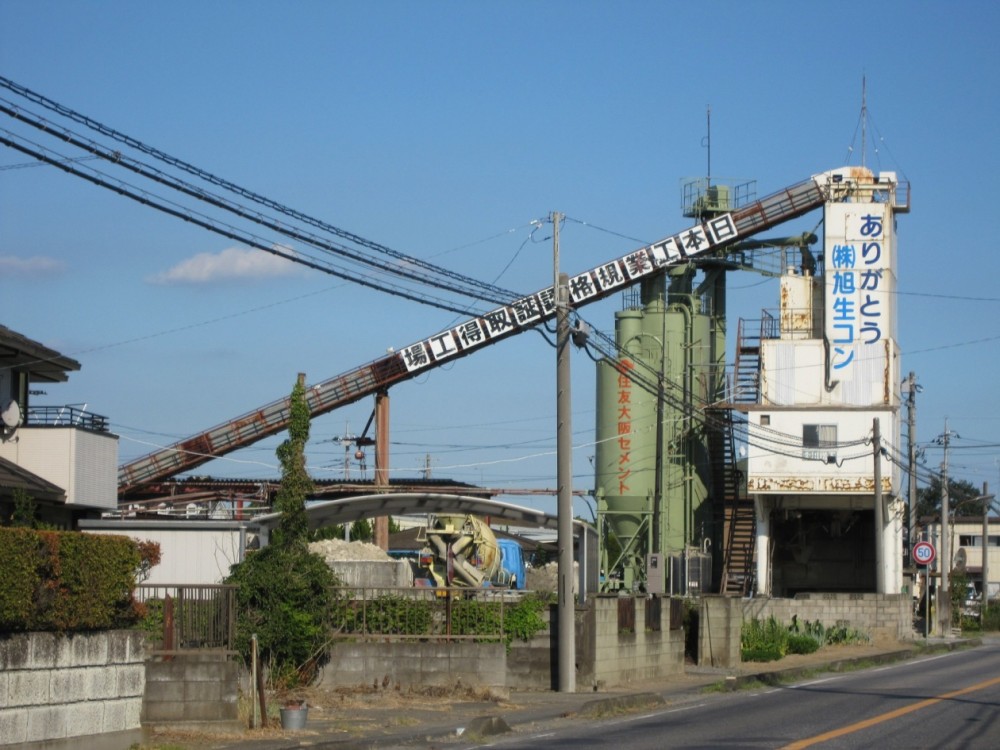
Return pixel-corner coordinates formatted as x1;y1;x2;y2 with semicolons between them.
328;586;521;642
136;583;237;655
135;584;527;650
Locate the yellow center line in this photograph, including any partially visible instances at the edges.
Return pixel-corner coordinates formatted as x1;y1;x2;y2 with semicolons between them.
781;674;1000;749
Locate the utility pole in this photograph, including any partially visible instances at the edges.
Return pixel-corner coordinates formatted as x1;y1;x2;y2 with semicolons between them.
373;390;390;551
903;372;920;562
939;419;954;636
553;211;576;693
874;418;884;593
982;481;990;629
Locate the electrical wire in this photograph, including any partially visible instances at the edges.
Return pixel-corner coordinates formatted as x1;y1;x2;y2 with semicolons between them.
0;77;525;306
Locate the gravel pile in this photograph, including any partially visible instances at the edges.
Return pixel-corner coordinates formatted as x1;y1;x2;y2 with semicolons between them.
308;538;392;563
526;561;577;593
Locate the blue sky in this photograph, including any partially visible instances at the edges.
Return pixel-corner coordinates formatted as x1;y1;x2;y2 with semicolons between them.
2;1;999;514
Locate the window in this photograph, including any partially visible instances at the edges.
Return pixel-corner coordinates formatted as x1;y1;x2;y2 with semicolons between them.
803;424;837;448
803;424;837;463
960;535;1000;548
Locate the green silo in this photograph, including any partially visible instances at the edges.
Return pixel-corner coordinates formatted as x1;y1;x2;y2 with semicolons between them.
595;267;720;592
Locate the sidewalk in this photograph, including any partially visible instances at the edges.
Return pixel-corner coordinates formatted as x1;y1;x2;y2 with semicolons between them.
134;638;979;750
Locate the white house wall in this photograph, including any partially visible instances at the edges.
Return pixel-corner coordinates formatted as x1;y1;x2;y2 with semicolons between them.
82;523;246;585
0;427;118;510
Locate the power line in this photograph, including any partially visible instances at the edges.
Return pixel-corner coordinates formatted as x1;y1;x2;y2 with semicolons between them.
0;77;524;306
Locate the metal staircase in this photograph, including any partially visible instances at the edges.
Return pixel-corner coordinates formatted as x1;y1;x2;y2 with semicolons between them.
712;314;773;595
732;315;766;404
710;407;756;596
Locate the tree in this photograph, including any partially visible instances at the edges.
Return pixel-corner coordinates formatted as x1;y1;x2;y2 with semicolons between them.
226;375;338;687
270;375;312;549
9;489;37;527
916;476;985;522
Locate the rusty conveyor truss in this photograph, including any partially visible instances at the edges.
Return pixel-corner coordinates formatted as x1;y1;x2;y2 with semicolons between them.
118;171;841;496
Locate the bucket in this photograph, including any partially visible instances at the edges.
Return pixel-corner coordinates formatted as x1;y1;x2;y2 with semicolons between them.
280;705;308;730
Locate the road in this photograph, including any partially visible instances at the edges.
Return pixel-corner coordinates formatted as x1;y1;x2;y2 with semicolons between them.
481;642;1000;749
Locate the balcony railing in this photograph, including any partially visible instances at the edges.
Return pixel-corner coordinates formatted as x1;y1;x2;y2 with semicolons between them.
26;405;109;432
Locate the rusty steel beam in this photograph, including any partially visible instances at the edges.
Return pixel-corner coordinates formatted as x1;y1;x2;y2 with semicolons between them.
119;171;834;496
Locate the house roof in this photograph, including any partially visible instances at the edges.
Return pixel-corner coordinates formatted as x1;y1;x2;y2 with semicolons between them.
0;455;66;502
0;324;81;383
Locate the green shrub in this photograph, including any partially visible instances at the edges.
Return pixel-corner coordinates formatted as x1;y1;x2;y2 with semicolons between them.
496;594;550;652
741;645;783;662
787;633;820;654
741;616;789;661
227;544;339;688
822;623;870;646
982;602;1000;632
362;594;434;634
0;527;158;632
740;615;868;662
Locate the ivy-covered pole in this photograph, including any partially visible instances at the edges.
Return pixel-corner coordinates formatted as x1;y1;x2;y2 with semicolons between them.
271;373;313;549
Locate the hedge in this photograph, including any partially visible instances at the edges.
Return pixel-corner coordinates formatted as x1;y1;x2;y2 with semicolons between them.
0;527;160;632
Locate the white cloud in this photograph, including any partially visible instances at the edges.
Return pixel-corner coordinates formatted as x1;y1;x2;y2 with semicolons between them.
0;255;66;278
147;246;305;284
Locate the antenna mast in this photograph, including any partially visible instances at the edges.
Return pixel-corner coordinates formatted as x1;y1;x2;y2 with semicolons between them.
861;75;867;168
706;105;712;186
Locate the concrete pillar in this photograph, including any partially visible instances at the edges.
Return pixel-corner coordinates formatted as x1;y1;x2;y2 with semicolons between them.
755;497;771;596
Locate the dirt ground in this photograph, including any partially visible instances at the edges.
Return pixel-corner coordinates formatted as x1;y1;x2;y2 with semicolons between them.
141;640;913;749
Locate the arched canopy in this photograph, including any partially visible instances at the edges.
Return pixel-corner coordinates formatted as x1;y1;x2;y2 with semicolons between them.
251;492;590;537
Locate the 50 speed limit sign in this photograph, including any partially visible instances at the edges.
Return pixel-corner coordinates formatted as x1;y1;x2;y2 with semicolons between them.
913;541;936;566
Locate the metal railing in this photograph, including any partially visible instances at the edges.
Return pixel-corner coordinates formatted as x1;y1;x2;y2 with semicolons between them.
26;405;109;432
328;586;523;642
136;583;237;655
134;583;540;652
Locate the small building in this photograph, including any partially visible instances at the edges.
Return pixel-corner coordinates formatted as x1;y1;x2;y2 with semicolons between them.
921;515;1000;602
0;324;118;528
745;168;909;596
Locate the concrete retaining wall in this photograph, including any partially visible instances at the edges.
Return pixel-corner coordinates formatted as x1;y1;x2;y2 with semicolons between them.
317;640;506;690
699;593;914;669
142;654;241;731
327;560;414;588
0;630;145;746
318;597;686;692
743;593;913;642
580;596;685;690
699;596;742;668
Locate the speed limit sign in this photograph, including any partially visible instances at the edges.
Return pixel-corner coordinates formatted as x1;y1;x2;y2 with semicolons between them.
913;540;936;566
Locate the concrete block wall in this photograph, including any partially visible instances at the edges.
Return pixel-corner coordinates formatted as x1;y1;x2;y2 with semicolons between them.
142;654;240;730
0;630;145;746
581;597;685;689
318;641;507;690
697;593;915;671
743;593;914;642
318;598;685;693
699;596;742;668
506;607;556;690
